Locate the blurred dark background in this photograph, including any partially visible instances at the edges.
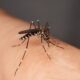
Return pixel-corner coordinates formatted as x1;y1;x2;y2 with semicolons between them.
0;0;80;48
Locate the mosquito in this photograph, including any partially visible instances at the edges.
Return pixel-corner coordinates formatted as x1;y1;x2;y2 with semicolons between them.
14;20;64;76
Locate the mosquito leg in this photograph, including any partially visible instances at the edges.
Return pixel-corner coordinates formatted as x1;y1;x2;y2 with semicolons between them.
18;39;26;46
36;20;40;29
41;34;43;43
45;51;51;60
46;40;50;47
41;34;46;52
33;22;36;29
42;44;46;52
48;40;64;49
12;39;26;47
14;50;27;77
22;50;27;60
40;35;51;59
14;68;18;76
30;21;36;29
42;44;51;59
29;21;33;29
26;37;29;48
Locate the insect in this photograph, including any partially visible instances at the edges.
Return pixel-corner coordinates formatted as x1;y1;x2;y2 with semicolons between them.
14;20;64;77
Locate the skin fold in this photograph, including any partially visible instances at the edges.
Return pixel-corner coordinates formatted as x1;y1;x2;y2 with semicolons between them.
0;9;80;80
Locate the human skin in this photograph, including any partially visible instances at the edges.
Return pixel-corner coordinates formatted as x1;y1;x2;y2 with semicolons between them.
0;10;80;80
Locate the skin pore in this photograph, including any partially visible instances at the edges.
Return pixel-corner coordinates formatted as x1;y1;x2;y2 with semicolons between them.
0;9;80;80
